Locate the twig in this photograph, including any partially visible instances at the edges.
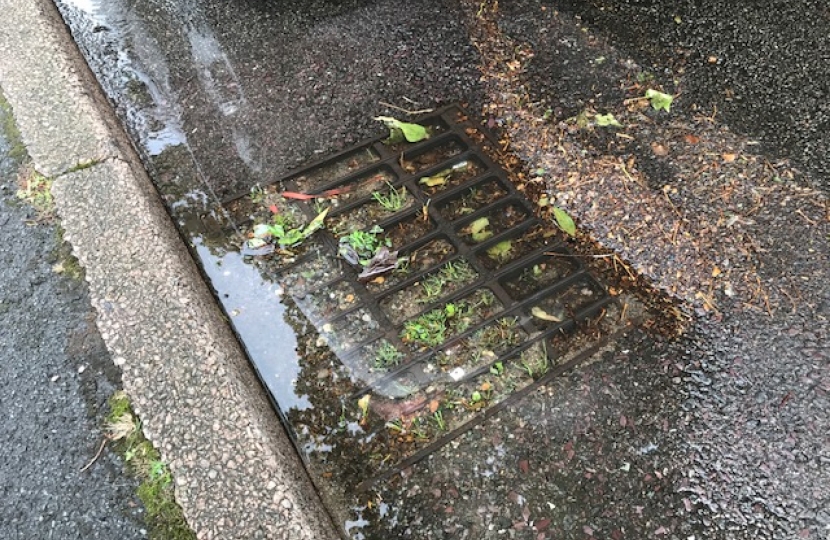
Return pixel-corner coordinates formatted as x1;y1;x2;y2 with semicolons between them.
544;251;616;259
379;101;434;116
795;209;818;226
80;438;108;472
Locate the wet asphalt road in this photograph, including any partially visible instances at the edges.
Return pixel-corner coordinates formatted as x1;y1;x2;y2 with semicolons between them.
551;0;830;191
0;94;146;539
39;0;830;538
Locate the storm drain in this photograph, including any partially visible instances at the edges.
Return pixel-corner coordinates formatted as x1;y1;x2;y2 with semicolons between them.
223;105;613;488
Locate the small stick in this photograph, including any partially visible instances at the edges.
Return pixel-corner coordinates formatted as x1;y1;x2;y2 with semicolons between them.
379;101;434;116
795;209;817;226
80;438;108;472
544;251;616;259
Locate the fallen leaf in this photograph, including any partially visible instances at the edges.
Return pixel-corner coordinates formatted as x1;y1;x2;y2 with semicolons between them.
535;518;551;531
429;400;440;413
280;191;318;200
595;113;622;127
722;153;737;162
683;134;700;144
553;207;576;236
480;382;492;392
519;459;529;474
645;89;674;112
708;55;718;64
374;116;429;143
268;204;279;214
531;306;563;322
357;394;371;419
712;266;722;278
651;142;669;156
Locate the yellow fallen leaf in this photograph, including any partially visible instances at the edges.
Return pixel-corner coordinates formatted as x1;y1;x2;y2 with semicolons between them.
531;306;562;322
712;266;722;278
480;382;492;392
357;395;371;418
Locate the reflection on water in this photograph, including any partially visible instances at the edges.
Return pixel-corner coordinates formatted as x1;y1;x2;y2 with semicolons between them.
194;238;312;412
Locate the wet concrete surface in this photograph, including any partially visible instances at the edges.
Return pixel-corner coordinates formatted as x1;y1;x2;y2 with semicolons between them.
50;0;830;538
0;90;146;539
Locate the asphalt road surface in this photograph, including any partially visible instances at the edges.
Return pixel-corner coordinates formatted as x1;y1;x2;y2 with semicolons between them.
0;91;146;540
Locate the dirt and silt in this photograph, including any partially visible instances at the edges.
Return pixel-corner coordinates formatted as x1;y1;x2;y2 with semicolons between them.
53;0;828;538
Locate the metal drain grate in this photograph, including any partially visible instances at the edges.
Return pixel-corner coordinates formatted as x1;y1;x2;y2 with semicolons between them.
223;105;613;487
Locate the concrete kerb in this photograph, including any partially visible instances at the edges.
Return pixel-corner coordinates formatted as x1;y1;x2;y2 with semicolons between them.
0;1;338;539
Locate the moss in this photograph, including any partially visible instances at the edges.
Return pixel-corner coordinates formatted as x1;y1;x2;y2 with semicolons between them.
0;89;27;164
106;392;196;540
52;226;85;281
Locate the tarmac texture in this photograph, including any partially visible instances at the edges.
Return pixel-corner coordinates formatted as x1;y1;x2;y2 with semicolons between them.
0;89;146;540
0;0;828;539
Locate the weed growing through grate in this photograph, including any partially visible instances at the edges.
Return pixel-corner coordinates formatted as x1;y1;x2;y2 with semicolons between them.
374;340;406;369
371;182;407;212
421;259;477;302
402;289;498;348
339;225;394;268
401;306;449;347
517;342;550;379
473;316;523;351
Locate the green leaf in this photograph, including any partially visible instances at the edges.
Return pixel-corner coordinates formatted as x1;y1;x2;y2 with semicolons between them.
280;229;305;247
469;217;490;234
553;207;576;237
645;89;673;112
486;240;513;260
302;207;329;237
375;116;429;143
595;113;622;127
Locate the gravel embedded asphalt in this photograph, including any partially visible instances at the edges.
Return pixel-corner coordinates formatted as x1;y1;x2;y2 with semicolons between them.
0;94;147;539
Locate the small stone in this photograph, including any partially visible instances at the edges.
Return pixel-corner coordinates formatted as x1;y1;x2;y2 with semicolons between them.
281;498;292;509
208;469;218;480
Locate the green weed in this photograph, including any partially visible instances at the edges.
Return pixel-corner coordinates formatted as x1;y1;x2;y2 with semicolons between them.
16;168;54;218
105;392;195;540
374;341;405;369
372;182;407;212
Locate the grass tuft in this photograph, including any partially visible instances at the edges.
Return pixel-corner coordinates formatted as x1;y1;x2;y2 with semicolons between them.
106;392;195;540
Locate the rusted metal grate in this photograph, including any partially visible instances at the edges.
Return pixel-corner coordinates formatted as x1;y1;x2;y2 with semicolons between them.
223;105;613;487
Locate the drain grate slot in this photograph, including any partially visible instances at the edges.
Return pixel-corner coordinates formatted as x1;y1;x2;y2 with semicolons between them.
222;105;614;485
